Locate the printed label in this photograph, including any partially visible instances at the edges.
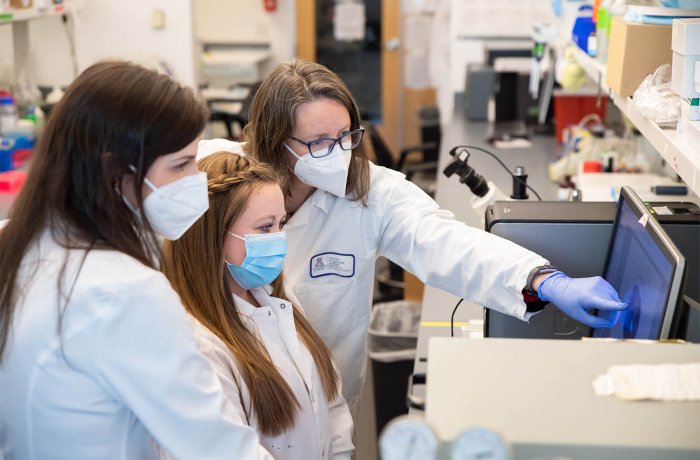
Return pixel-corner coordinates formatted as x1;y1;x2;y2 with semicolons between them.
309;252;355;278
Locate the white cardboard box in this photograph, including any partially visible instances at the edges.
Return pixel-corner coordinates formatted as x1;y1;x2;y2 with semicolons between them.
681;97;700;121
678;112;700;147
672;51;700;97
672;18;700;55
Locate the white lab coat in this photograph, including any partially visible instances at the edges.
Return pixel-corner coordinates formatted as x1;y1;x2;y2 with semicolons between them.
190;286;354;460
0;229;272;460
197;139;548;417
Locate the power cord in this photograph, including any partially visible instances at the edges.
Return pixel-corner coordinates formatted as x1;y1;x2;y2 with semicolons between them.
61;14;79;79
448;145;543;201
450;298;464;337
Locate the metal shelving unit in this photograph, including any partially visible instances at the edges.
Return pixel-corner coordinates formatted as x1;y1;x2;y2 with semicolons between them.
1;3;70;84
572;46;700;197
0;3;66;23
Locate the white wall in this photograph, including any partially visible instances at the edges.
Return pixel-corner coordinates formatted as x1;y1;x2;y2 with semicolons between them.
192;0;295;78
0;0;197;88
448;0;554;93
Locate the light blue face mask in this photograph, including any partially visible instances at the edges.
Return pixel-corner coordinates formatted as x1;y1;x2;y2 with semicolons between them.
225;231;286;290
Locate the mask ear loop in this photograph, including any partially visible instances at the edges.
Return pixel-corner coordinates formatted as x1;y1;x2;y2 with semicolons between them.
283;143;303;160
226;230;246;242
120;165;143;214
224;231;248;268
283;143;302;177
129;164;158;192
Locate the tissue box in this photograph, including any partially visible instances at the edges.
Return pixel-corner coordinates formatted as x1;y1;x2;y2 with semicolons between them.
606;17;673;97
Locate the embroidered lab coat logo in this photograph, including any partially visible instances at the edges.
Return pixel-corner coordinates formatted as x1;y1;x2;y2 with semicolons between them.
310;252;355;278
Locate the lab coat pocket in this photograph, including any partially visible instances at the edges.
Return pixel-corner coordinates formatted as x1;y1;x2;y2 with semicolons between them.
293;277;358;349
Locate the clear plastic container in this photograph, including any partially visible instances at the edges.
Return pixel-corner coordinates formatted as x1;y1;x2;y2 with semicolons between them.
0;96;18;137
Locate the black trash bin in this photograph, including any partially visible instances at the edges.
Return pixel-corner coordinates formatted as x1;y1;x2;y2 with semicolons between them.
369;300;421;437
418;105;441;162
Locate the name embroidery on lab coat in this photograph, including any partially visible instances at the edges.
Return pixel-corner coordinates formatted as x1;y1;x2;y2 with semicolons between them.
309;252;355;278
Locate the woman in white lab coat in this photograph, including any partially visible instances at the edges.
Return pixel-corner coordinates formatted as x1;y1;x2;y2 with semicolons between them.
197;59;628;418
162;152;354;460
0;61;271;460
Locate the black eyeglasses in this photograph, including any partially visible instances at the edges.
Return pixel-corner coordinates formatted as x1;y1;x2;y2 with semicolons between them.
290;127;365;158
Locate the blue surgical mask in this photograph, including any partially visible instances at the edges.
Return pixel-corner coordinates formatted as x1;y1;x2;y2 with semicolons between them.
225;231;286;290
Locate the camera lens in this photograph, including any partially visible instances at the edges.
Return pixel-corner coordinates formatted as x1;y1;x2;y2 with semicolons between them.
461;166;489;197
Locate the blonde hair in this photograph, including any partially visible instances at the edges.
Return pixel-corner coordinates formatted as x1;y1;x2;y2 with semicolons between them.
162;152;339;436
242;58;370;204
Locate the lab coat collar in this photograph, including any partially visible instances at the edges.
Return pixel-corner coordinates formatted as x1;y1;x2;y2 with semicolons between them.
232;286;287;315
285;189;335;230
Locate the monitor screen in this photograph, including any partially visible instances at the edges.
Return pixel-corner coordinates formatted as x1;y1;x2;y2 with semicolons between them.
592;187;685;340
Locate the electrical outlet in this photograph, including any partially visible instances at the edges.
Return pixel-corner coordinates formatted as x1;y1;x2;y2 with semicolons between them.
152;8;165;30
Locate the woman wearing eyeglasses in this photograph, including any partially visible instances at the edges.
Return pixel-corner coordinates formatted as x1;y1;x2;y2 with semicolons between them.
198;59;627;420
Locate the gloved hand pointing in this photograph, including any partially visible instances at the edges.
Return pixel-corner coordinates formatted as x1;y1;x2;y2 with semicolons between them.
536;271;628;328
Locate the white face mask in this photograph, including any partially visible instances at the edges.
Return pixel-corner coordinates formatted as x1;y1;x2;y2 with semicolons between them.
140;171;209;240
284;143;352;198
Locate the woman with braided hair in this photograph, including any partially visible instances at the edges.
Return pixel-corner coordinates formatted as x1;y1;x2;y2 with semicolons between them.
198;59;628;420
162;152;354;460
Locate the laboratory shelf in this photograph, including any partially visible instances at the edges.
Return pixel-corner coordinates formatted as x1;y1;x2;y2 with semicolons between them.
0;4;66;23
572;46;700;197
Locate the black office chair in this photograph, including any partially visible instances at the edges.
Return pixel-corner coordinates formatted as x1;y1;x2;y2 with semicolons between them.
364;113;442;303
204;81;262;140
364;118;440;197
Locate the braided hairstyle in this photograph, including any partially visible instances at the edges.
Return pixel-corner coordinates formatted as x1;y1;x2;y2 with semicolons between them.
204;153;275;194
162;152;339;437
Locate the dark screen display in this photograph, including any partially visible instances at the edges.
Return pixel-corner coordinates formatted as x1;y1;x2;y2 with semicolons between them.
593;199;674;339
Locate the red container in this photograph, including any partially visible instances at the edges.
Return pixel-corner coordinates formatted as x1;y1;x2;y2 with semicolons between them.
553;92;607;143
0;170;27;193
13;148;32;169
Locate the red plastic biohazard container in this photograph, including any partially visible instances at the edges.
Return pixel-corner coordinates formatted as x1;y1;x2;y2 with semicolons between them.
553;91;607;143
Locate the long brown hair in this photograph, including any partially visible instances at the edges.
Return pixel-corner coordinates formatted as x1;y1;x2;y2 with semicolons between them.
242;58;370;204
162;152;339;437
0;61;209;362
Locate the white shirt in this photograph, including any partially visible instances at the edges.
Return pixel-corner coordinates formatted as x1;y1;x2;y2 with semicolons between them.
0;230;272;460
197;140;548;417
191;286;354;460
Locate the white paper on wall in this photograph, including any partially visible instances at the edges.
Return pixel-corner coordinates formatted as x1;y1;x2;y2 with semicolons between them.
404;13;433;53
402;0;438;13
404;51;431;89
334;2;366;42
453;0;553;38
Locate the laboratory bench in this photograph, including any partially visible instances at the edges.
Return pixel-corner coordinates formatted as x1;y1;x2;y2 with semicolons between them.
409;109;699;407
400;110;700;458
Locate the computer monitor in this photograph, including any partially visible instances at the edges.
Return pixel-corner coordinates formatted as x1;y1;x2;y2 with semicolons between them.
592;186;686;339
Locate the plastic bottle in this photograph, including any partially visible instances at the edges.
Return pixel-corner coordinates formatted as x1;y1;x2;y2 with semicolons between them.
587;30;598;58
0;138;16;172
596;6;611;63
26;104;45;136
0;96;19;137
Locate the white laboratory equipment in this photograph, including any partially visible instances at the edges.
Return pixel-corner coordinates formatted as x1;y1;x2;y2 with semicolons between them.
378;415;439;460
